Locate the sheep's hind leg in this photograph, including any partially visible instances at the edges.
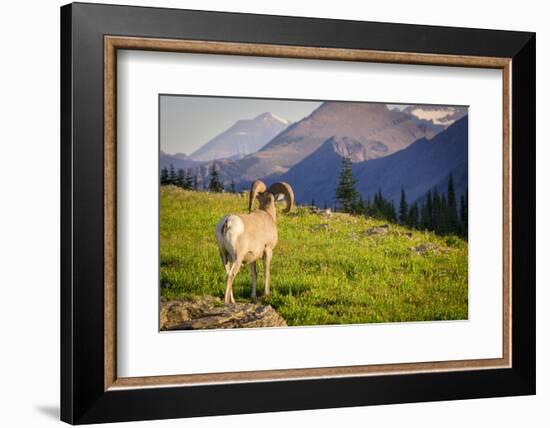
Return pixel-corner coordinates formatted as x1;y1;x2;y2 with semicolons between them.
224;256;243;304
263;248;273;297
219;250;230;275
250;261;257;301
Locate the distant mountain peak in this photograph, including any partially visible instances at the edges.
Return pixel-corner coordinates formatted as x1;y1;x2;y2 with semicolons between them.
254;112;290;125
189;112;291;162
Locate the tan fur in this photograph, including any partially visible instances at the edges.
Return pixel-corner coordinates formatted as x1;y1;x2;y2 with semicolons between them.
215;182;293;304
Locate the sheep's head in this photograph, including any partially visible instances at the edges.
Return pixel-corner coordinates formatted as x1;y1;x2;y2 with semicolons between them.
249;180;294;213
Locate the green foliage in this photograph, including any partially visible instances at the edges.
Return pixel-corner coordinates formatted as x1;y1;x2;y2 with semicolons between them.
160;187;468;326
168;164;177;184
176;168;185;188
415;173;466;239
335;156;359;213
460;188;468;238
399;188;408;224
208;163;224;193
184;170;193;189
366;189;397;222
160;166;169;185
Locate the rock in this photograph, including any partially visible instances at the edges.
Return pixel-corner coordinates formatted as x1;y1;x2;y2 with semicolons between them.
160;296;287;330
310;223;331;232
410;242;441;255
365;224;390;236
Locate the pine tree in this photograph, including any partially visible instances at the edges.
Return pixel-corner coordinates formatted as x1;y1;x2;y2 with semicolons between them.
432;188;441;231
192;175;198;190
460;188;468;239
407;203;419;229
335;156;359;213
208;163;224;192
440;194;450;234
354;195;365;215
176;168;185;188
447;172;459;233
388;201;397;222
160;167;169;185
399;188;408;224
421;190;433;229
230;178;236;193
311;198;316;207
168;164;177;185
184;170;193;189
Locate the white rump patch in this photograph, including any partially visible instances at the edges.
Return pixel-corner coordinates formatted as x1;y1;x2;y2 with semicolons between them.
215;215;245;260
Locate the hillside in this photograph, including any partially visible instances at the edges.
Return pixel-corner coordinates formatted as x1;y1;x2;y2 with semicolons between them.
160;187;468;327
280;115;468;206
228;102;440;180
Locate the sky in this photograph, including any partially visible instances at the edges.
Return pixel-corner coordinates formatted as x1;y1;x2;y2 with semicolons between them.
160;95;322;155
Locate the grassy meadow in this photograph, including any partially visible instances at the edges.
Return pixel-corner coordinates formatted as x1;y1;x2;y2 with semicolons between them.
160;186;468;326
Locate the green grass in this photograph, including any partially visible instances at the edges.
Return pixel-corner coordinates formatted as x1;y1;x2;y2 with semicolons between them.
160;186;468;326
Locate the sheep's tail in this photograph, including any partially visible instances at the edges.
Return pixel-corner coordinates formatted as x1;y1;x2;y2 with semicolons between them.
221;217;230;235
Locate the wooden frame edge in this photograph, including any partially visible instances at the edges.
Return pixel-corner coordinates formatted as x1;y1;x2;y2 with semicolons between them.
103;35;512;391
104;36;117;390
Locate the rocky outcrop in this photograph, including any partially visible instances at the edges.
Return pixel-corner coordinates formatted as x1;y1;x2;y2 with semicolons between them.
160;296;287;330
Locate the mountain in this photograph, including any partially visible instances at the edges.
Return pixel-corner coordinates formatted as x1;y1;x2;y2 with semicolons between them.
279;116;468;207
160;151;199;171
231;102;440;180
159;150;200;170
189;112;290;162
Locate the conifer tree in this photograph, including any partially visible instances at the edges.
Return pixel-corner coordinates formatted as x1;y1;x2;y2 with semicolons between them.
168;164;177;185
447;172;459;232
184;170;193;189
421;190;433;229
230;178;236;193
354;195;365;215
176;168;185;188
407;203;419;229
399;188;408;224
335;156;359;213
208;163;224;192
192;174;198;190
460;188;468;238
160;167;169;185
389;201;397;222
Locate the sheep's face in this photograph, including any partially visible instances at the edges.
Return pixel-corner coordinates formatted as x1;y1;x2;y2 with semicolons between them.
257;192;275;210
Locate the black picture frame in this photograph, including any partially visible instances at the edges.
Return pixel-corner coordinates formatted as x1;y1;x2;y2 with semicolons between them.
61;2;535;424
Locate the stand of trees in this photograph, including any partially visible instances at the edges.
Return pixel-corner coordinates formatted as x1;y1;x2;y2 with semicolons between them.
335;157;468;238
160;163;232;194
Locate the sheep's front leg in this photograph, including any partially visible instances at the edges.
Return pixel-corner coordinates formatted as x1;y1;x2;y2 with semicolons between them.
224;256;243;304
250;261;257;301
263;248;273;297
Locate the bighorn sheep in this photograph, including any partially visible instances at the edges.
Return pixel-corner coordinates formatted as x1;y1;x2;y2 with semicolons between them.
215;180;294;304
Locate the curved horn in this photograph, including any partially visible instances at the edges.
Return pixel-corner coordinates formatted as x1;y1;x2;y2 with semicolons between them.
249;180;266;212
267;182;295;213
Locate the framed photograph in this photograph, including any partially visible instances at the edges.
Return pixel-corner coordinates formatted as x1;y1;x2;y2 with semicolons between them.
60;2;535;424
